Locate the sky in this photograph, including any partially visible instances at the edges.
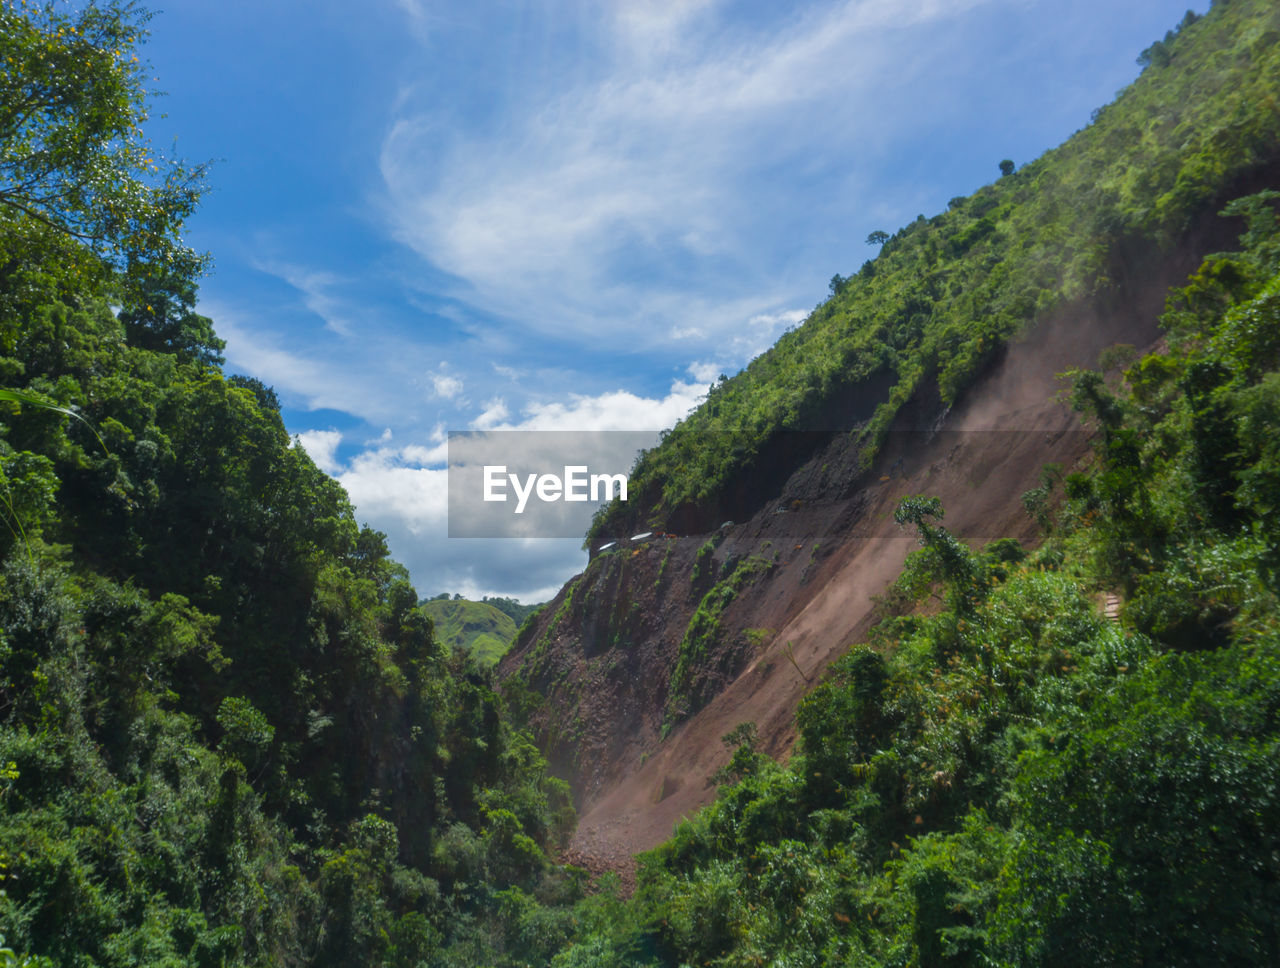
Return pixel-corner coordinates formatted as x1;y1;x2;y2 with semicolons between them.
142;0;1203;603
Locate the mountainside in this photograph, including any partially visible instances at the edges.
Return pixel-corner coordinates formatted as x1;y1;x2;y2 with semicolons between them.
420;597;520;667
587;0;1280;544
500;0;1280;871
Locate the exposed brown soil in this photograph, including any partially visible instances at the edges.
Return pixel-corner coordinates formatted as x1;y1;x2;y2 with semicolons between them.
499;228;1229;887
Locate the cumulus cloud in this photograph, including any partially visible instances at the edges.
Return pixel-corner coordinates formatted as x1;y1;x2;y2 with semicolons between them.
432;369;463;399
488;379;704;433
296;429;344;473
319;372;715;597
340;451;448;536
687;360;722;385
472;397;510;430
334;436;586;601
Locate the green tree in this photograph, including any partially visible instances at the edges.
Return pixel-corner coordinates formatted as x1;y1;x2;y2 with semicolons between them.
119;268;225;365
0;0;207;292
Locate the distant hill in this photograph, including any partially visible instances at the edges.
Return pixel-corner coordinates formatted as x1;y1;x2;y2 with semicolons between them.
420;597;522;666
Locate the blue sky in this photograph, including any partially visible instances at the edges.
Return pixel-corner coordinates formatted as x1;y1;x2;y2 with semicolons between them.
143;0;1202;602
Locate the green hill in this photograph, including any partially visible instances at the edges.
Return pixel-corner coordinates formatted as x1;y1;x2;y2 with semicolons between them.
420;598;520;666
590;0;1280;542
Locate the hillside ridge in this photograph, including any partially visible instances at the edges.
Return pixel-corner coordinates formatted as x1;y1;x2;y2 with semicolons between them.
500;0;1280;879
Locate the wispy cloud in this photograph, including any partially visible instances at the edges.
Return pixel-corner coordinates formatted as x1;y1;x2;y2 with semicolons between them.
380;0;1000;349
255;261;354;335
216;313;357;413
210;295;465;428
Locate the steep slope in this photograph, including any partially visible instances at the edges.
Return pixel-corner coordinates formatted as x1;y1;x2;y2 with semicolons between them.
498;0;1280;877
506;280;1167;874
588;0;1280;544
613;200;1280;968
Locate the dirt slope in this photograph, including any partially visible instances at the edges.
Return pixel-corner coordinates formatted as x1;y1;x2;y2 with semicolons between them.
499;236;1222;885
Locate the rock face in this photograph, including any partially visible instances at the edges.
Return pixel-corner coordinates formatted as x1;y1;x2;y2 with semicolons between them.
496;204;1248;875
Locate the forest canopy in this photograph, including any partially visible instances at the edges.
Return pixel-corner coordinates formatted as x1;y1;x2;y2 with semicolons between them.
0;3;577;964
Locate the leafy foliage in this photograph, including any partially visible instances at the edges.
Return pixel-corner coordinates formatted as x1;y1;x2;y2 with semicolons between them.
0;4;579;965
569;184;1280;967
419;597;520;667
6;1;1280;964
0;0;206;295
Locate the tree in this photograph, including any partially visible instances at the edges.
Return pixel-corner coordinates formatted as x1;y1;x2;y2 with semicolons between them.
999;159;1016;177
0;0;207;293
866;230;890;246
894;496;985;614
119;269;225;365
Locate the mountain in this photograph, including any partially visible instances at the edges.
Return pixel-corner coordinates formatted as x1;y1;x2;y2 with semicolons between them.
420;597;522;666
587;2;1280;545
500;0;1280;883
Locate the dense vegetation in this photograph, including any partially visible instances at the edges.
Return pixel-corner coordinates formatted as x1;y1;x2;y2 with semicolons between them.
5;0;1280;965
419;597;523;667
590;0;1280;542
548;186;1280;966
0;4;576;965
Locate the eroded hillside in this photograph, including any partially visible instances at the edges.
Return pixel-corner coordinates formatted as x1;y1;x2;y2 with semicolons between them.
499;0;1280;879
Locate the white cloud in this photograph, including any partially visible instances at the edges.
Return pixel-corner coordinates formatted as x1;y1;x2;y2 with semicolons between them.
296;429;344;474
318;373;711;598
687;360;722;385
255;261;353;335
208;296;463;428
482;379;704;433
432;370;463;399
334;436;585;602
472;397;510;430
340;451;448;536
749;308;807;329
216;314;356;413
612;0;722;57
399;440;450;465
681;307;805;387
733;306;807;361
